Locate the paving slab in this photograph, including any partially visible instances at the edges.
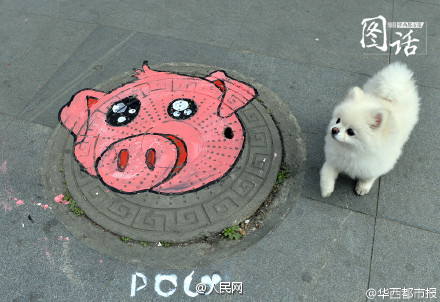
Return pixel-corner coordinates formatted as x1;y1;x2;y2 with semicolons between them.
378;85;440;231
19;28;231;127
3;231;120;302
0;119;120;302
369;218;440;298
97;0;253;48
0;113;13;133
0;9;96;116
0;119;54;204
0;0;115;24
231;0;392;75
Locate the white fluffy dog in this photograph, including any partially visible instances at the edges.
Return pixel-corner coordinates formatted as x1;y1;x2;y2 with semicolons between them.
320;62;420;197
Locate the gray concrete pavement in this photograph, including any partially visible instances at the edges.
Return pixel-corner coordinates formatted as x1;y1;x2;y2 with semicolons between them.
0;0;439;301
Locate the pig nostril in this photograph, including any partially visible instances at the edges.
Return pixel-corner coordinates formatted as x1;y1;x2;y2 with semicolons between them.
117;149;129;172
146;148;156;171
223;127;234;139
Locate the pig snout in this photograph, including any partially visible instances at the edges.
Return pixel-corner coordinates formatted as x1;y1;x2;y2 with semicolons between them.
95;133;187;193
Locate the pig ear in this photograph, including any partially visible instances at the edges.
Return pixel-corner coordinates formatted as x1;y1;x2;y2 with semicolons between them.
59;89;105;134
206;71;258;118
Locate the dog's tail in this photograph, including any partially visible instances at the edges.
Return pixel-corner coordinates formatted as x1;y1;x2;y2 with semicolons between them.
363;62;419;104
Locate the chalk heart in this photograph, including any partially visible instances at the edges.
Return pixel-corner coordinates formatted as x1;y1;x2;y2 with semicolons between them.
59;62;257;194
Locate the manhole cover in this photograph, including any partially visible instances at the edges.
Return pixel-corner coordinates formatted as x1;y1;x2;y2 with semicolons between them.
44;62;306;268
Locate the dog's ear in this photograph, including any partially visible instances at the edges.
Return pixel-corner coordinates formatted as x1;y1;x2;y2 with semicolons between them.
348;86;364;99
370;109;389;129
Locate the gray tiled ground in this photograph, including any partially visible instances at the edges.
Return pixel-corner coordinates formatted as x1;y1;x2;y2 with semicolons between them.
232;0;392;75
0;119;119;302
369;219;440;292
0;113;13;132
0;9;96;116
0;0;115;23
1;0;439;301
0;119;54;203
99;0;253;48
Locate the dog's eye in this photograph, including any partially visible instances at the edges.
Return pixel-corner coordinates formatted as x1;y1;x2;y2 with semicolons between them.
347;128;355;136
336;118;341;124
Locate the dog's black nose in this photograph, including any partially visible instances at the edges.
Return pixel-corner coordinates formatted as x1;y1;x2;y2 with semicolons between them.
331;127;339;135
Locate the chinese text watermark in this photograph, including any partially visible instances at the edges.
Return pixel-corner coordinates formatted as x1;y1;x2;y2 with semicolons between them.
366;287;437;300
196;281;243;295
361;15;427;56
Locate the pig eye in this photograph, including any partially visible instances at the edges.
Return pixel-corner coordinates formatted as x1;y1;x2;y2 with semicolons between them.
106;96;141;127
168;98;197;120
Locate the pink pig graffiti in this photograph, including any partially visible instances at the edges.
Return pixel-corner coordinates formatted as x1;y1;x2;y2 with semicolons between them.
59;62;257;194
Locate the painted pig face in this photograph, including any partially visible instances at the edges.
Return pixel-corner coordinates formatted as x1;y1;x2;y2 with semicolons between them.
59;63;257;194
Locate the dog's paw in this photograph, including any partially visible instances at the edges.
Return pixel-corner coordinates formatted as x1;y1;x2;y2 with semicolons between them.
320;162;338;198
321;186;334;198
355;185;370;196
355;180;373;196
320;178;335;198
